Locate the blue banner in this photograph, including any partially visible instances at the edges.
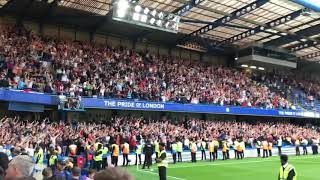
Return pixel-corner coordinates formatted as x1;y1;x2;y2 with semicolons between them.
0;89;319;118
83;99;320;118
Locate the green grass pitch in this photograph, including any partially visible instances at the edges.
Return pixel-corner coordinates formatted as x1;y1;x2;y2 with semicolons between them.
127;155;320;180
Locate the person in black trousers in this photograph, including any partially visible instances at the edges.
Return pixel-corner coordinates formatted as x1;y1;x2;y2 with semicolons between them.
200;140;206;160
190;142;197;163
156;143;168;180
278;154;297;180
311;138;318;155
256;140;261;157
142;140;153;169
135;142;142;165
277;137;282;156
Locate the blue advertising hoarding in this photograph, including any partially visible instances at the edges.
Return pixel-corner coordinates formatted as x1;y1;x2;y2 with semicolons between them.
0;89;319;118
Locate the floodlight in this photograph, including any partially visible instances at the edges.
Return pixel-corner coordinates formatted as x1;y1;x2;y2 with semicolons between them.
158;12;164;19
151;10;157;17
132;13;140;21
286;16;291;21
156;20;162;26
112;0;179;33
117;9;127;18
116;0;129;18
250;65;257;69
144;8;150;14
173;16;180;23
140;15;148;22
241;64;248;68
150;18;156;24
165;21;170;28
135;5;142;12
118;0;129;9
252;4;256;9
172;23;178;31
258;67;265;70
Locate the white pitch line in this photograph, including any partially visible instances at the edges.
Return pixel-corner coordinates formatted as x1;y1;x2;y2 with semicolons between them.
137;169;186;180
169;155;320;169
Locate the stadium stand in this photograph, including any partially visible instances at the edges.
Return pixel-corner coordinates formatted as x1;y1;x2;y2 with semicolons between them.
0;25;297;109
1;0;320;180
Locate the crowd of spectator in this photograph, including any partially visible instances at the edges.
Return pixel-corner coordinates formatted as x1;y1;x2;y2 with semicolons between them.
1;116;320;157
0;152;133;180
0;115;319;179
0;25;297;109
252;71;320;110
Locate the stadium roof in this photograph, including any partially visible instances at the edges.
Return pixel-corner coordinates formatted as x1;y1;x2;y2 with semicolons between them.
1;0;320;61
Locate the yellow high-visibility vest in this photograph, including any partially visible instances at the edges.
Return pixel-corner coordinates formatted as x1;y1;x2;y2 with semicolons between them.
34;149;44;165
112;144;119;157
157;150;168;168
172;143;178;152
177;142;183;152
208;142;214;152
49;155;57;166
279;164;297;180
222;142;228;152
213;140;219;148
94;149;103;161
136;145;142;155
155;142;160;153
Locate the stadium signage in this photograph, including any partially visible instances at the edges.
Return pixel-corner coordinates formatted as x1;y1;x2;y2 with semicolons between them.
1;89;320;118
104;100;165;109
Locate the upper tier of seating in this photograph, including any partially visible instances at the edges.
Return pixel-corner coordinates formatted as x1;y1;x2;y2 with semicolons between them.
0;25;318;110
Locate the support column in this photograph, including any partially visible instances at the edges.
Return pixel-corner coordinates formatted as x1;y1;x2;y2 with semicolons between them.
132;39;137;50
39;22;44;36
89;31;94;43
